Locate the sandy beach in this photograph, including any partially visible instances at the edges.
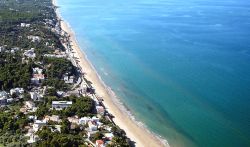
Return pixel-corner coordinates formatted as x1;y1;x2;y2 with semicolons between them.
52;0;168;146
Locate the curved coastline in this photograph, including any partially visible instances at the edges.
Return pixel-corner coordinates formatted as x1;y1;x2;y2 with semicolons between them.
52;0;169;146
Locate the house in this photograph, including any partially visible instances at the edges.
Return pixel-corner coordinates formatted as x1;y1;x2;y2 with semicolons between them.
30;92;42;101
27;35;41;42
50;115;61;122
44;54;67;58
7;98;14;103
23;48;36;59
92;116;100;122
95;140;104;147
10;88;24;96
63;76;69;82
50;125;61;133
0;98;7;105
31;68;44;85
70;123;78;130
56;91;65;97
64;75;74;84
0;46;5;52
33;120;47;132
104;133;114;141
31;74;45;85
96;106;105;115
32;107;38;112
103;126;112;132
20;107;27;113
33;67;43;74
25;101;35;109
88;121;97;131
67;116;79;124
25;127;33;136
79;117;91;125
21;23;31;27
52;101;72;110
27;134;39;143
44;115;61;123
21;101;37;114
10;47;20;53
79;116;100;126
0;91;8;105
28;115;37;121
0;91;8;99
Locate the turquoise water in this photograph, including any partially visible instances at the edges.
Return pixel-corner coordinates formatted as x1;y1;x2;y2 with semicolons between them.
57;0;250;146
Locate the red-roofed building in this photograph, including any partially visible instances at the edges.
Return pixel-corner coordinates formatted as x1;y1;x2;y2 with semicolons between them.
31;74;45;85
96;106;105;115
95;140;104;147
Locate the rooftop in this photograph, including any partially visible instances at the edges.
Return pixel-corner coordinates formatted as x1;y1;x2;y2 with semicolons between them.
52;101;72;105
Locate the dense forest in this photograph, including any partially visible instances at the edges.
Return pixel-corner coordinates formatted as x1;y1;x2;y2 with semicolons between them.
0;53;32;90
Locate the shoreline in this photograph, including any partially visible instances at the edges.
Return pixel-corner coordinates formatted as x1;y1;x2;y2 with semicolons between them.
52;0;168;146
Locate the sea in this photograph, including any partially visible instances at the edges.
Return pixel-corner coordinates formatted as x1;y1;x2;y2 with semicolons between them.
56;0;250;146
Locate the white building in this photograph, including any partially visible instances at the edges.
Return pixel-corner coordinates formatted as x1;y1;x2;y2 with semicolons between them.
88;121;97;131
10;47;20;53
44;54;67;58
28;115;37;120
27;134;39;143
44;115;61;123
23;48;36;59
52;101;72;110
30;92;42;101
0;91;8;98
33;120;47;132
27;35;41;42
67;116;79;124
10;88;24;96
64;76;74;84
79;117;91;125
33;67;43;74
25;101;35;109
7;98;14;103
51;125;61;133
104;133;114;141
56;91;65;97
21;23;31;27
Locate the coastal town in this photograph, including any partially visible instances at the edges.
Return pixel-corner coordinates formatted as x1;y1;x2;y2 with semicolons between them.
0;0;131;146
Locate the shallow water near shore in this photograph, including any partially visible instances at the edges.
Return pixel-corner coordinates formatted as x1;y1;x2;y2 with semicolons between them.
57;0;250;146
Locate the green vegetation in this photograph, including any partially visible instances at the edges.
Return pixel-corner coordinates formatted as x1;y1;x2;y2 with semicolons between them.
36;127;84;147
64;96;95;117
44;57;75;79
0;105;29;146
36;95;95;118
109;126;130;147
0;0;54;23
42;57;76;90
0;53;32;90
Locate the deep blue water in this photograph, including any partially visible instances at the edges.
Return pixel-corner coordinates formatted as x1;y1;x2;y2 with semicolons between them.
57;0;250;146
